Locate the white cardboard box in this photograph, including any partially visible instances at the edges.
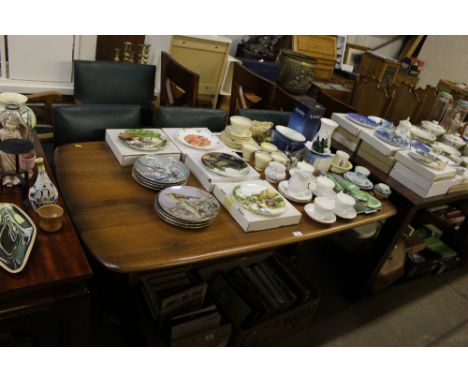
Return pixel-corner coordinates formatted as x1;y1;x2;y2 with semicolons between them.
185;152;260;192
105;129;181;166
394;150;456;182
212;180;302;232
162;127;232;160
359;129;406;156
389;164;453;198
332;131;359;152
331;112;366;137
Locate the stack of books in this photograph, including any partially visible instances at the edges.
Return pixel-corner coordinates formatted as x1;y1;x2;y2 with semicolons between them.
141;271;231;346
389;150;456;198
427;205;466;230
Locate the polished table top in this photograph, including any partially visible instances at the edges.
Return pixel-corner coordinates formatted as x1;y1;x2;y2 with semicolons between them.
55;141;397;274
0;139;92;298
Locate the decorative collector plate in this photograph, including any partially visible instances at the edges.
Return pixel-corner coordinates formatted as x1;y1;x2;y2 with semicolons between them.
346;113;378;129
408;149;446;170
176;129;220;150
201;152;249;178
232;183;286;216
118;129;168;151
134;155;189;184
374;129;410;148
0;203;37;273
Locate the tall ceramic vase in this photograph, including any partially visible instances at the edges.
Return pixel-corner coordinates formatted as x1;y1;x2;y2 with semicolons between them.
312;118;339;152
28;157;58;211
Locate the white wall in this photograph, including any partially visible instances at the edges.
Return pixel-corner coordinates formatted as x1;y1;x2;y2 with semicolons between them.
417;35;468;88
347;35;404;58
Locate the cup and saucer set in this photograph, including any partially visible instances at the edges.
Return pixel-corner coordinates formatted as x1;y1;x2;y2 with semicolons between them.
344;166;373;190
304;190;357;225
278;162;314;203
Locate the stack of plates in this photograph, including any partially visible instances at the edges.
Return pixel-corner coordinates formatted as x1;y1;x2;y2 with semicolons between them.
220;125;254;151
132;154;189;191
154;186;220;229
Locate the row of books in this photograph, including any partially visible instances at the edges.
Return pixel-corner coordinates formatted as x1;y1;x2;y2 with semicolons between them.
140;271;230;346
208;255;316;329
427;204;466;230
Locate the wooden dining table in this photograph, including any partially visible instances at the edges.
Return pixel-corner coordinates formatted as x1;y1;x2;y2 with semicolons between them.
54;141;397;278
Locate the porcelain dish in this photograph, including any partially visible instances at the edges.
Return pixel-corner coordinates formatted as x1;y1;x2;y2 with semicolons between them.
304;203;336;224
118;129;168;151
408;149;446;170
421;120;446;137
134;155;190;184
344;171;374;190
0;203;37;273
201;152;249;178
410;126;436;144
374;129;410;148
432;142;461;157
442;134;466;150
346;113;378;129
278;180;312;203
232;182;286;216
176;129;220;150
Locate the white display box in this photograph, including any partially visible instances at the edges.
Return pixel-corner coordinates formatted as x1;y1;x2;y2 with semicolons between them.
212;180;302;232
394;150;456;182
185;152;260;192
332;131;359;152
163;127;232;160
105;129;181;167
389;164;453;198
331;112;366;137
359;129;406;156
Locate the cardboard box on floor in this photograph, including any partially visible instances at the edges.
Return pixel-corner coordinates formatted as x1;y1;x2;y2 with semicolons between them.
197;252;320;346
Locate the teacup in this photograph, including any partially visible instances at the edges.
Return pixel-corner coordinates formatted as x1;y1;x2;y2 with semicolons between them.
335;192;355;213
271;151;290;166
230;116;252;136
314;197;336;220
354;166;370;182
37;204;64;232
242;142;258;161
332;150;350;167
290;161;314;177
254;151;272;171
288;169;310;196
260;142;278;153
313;176;335;197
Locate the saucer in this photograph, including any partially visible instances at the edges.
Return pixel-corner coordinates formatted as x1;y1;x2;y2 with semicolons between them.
334;207;357;220
304;203;336;225
344;172;373;190
226;125;252;139
278;181;312;203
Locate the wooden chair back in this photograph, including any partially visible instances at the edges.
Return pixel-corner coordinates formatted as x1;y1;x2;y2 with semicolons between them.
317;89;356;118
159;51;200;107
229;62;277;116
271;86;298;112
385;83;422;124
351;77;393;117
413;85;438;124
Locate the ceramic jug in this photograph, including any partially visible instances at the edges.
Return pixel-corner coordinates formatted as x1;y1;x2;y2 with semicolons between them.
312;118;338;152
28;157;59;211
0;92;37;128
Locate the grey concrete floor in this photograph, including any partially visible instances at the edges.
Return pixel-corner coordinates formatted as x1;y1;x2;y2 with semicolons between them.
278;239;468;347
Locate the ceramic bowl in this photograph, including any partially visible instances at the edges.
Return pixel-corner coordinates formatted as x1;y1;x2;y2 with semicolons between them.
442;134;466;150
273;126;306;152
37;204;64;232
230;116;252;136
421;120;446;137
330;160;353;174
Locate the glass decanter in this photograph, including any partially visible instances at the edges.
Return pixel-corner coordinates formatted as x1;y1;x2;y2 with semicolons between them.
28;157;58;211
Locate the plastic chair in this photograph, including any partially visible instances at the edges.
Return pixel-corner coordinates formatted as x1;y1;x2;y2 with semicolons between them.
159;51;199;107
156;106;227;133
54;105;141;147
73;60;156;125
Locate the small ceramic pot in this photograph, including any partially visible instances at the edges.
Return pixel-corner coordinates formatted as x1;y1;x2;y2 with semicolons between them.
332;150;350;167
37;204;64;232
242;142;258;161
374;183;391;200
271;151;290;167
265;162;287;183
254;151;272;171
260;142;278;153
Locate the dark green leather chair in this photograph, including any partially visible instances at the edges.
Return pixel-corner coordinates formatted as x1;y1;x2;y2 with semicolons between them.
156;106;227;133
73;60;156;125
54;105;141;147
236;109;291;127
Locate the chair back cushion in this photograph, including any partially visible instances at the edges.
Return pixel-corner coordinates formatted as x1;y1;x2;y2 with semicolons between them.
156;107;227;132
237;109;291;127
54;105;141;146
74;60;155;108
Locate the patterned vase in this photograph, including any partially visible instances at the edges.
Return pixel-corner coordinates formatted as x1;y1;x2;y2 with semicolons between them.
28;157;58;211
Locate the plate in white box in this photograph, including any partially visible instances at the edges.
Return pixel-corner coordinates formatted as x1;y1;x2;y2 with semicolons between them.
176;129;220;150
201;152;249;178
232;183;286;216
118;129;168;151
